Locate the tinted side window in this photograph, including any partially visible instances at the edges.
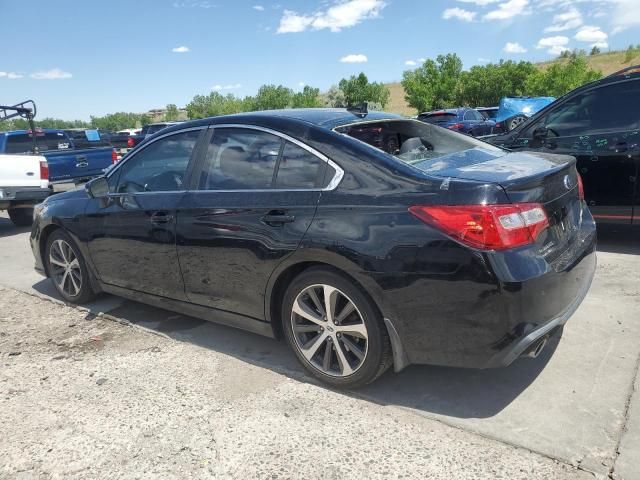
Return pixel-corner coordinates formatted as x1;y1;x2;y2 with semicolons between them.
114;130;199;193
532;80;640;137
199;128;281;190
275;142;323;189
5;132;71;153
463;110;478;121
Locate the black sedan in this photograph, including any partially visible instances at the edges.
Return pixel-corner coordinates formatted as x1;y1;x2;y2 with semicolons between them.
31;108;596;388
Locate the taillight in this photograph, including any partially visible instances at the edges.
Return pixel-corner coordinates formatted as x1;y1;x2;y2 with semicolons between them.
409;203;549;250
127;137;134;148
577;174;585;200
111;148;118;164
39;159;49;180
447;123;464;130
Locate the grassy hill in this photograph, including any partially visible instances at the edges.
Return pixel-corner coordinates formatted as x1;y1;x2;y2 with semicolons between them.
384;49;640;116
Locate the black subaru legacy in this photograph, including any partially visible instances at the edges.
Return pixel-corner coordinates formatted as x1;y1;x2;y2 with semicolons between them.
31;108;596;388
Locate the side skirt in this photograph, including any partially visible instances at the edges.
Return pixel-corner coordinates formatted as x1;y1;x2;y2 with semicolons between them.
100;283;276;339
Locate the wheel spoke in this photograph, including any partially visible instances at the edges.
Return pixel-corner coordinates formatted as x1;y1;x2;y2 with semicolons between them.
334;341;354;376
293;323;321;333
322;341;333;371
335;301;355;324
68;270;80;295
340;336;365;361
292;298;324;326
49;257;66;268
335;322;367;338
301;332;328;361
323;286;338;323
59;270;69;292
307;287;325;317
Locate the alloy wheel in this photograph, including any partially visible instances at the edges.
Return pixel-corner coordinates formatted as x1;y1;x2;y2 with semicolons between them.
509;116;527;130
291;284;368;377
49;239;83;298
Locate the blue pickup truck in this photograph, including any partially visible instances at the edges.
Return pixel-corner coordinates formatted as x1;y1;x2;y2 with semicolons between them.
0;129;116;183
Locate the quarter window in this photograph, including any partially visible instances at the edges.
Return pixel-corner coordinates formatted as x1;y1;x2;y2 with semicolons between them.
112;130;199;193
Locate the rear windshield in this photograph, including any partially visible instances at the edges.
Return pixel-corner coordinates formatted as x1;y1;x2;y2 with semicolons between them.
335;119;504;169
5;132;71;154
419;113;458;124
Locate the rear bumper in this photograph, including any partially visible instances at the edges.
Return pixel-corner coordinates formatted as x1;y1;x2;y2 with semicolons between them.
484;247;596;367
374;210;597;370
0;186;51;205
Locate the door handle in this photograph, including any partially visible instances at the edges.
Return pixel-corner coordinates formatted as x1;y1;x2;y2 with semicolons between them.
261;211;295;226
76;161;88;168
150;212;174;224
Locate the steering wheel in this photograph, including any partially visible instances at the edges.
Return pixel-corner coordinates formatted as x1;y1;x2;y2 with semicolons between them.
146;171;184;191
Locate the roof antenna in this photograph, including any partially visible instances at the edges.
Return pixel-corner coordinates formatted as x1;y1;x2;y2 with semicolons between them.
347;102;368;119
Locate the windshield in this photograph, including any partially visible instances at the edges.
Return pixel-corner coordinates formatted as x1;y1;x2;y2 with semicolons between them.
335;119;504;165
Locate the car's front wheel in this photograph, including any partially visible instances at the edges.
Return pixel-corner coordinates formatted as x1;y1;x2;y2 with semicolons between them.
282;268;392;388
45;229;96;304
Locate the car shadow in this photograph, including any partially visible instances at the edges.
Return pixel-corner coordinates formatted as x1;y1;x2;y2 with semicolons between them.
0;216;31;239
596;225;640;255
33;273;557;420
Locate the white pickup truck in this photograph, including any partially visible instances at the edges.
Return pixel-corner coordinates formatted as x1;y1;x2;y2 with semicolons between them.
0;153;51;226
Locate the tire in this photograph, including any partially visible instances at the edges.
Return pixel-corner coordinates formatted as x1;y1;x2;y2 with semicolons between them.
8;208;33;227
45;229;96;304
508;115;528;131
282;267;392;388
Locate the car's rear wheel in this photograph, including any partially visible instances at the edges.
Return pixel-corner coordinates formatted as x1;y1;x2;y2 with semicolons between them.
8;207;33;227
45;230;95;304
282;268;392;388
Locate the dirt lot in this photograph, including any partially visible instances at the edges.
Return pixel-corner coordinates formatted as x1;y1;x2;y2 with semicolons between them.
0;213;639;479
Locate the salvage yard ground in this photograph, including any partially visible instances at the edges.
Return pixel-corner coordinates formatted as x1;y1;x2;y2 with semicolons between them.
0;212;639;479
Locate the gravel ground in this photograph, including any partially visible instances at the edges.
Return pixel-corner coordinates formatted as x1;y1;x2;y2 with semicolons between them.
0;287;593;480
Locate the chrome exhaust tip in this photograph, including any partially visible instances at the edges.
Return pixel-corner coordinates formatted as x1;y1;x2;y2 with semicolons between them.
525;336;548;359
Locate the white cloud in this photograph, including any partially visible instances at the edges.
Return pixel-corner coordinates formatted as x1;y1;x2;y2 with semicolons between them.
298;82;306;87
173;1;216;8
503;42;527;53
0;72;6;78
7;72;23;79
609;0;640;34
30;68;72;80
477;57;491;63
211;83;242;91
253;5;264;11
418;57;426;63
536;35;570;55
591;41;609;49
442;7;476;21
405;60;417;66
340;53;368;63
171;46;190;53
483;0;530;20
544;7;582;32
574;25;607;43
277;0;386;33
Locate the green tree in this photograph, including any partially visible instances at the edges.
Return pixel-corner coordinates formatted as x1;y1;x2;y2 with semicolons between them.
90;112;141;131
164;104;179;121
324;85;346;107
624;45;638;63
402;53;463;112
138;114;152;127
291;86;322;108
525;54;602;97
455;60;537;107
338;73;390;108
253;85;293;110
590;46;601;56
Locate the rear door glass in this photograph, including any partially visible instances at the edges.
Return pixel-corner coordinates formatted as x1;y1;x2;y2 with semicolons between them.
275;142;323;189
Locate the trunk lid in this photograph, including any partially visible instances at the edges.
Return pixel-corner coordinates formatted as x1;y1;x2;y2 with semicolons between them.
414;148;583;257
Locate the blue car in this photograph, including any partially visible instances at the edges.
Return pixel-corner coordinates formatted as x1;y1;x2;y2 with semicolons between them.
417;108;495;136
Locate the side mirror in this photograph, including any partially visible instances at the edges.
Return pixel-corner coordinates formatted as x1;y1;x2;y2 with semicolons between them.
532;126;549;140
85;176;109;198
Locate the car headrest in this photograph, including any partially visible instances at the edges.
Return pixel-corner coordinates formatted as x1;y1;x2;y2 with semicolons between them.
400;137;424;154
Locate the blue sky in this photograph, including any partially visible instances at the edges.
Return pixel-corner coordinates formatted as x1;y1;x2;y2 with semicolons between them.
1;0;638;120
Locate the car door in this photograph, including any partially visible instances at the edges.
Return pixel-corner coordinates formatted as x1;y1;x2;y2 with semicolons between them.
176;125;341;321
84;128;205;299
510;80;640;224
